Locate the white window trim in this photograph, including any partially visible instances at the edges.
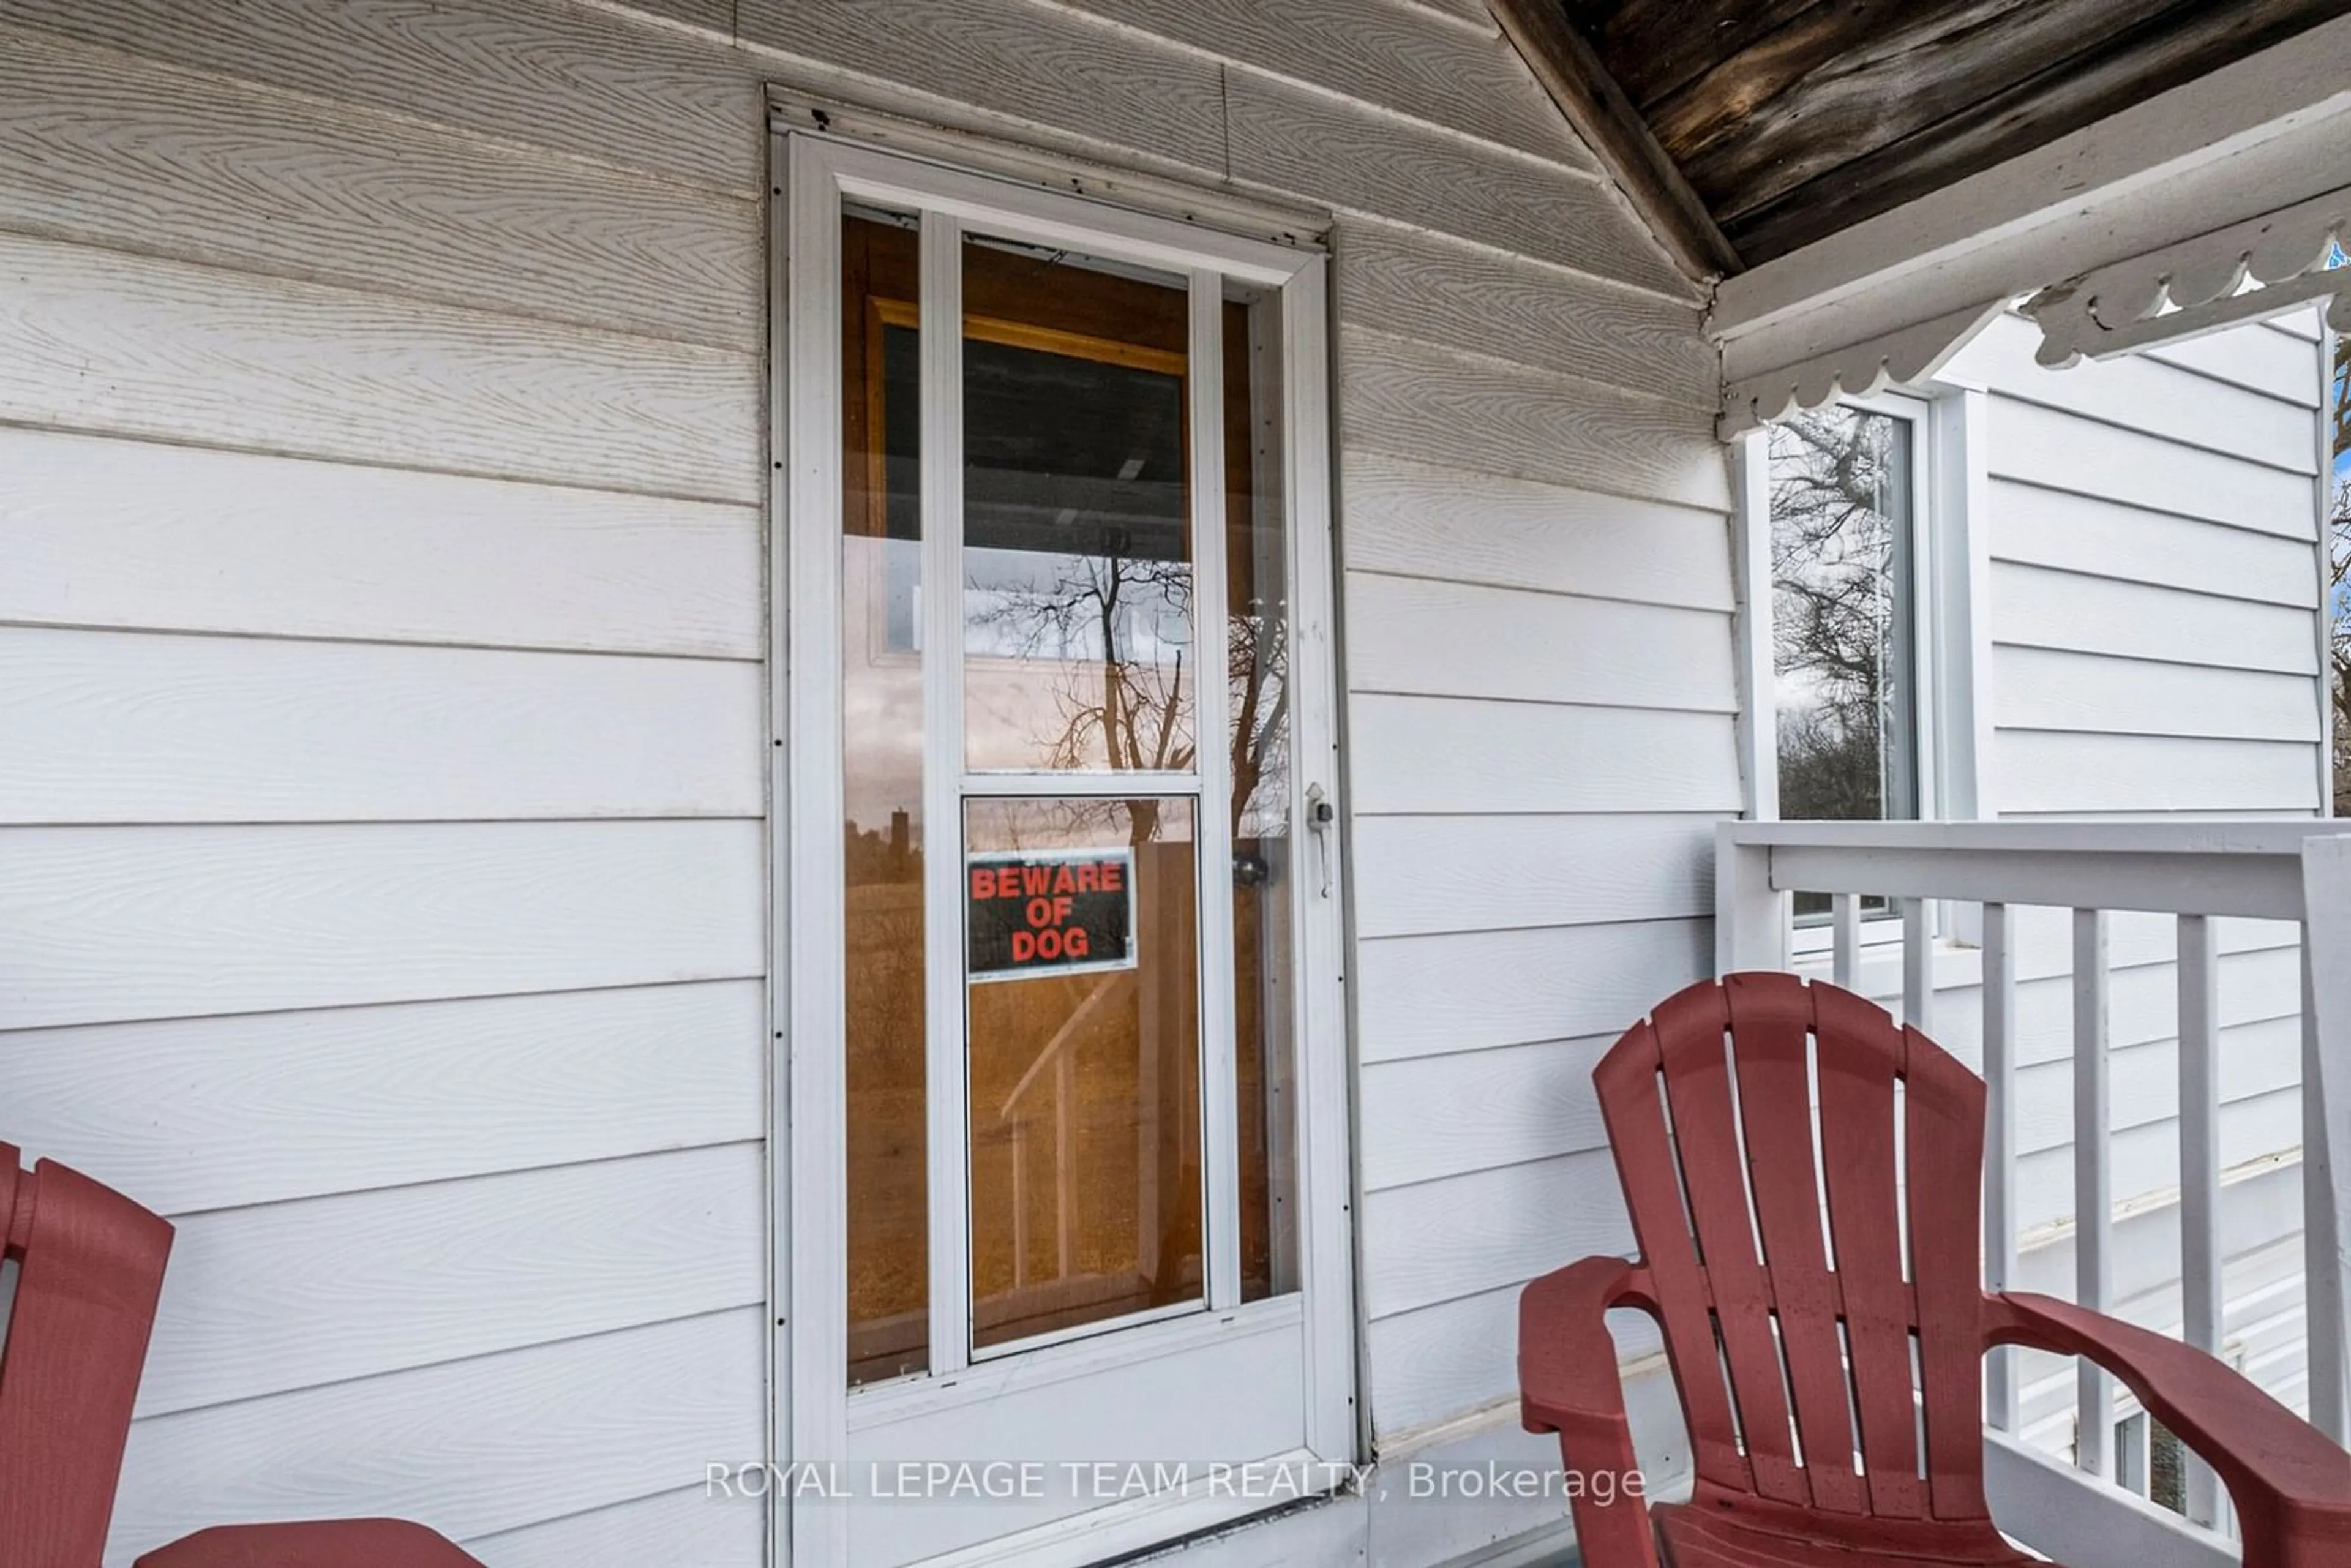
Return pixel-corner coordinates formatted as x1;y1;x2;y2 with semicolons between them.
1736;383;1992;957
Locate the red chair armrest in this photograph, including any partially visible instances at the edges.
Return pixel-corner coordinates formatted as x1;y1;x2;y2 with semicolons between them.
1987;1291;2351;1564
1520;1256;1660;1568
135;1520;485;1568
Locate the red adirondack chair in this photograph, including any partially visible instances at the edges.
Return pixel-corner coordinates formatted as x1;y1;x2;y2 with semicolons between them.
0;1141;484;1567
1521;973;2351;1567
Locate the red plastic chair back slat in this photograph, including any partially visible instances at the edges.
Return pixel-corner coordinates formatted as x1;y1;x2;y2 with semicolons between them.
1594;976;1994;1527
0;1139;176;1564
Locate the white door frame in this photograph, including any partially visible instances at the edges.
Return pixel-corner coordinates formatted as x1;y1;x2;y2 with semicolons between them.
769;127;1355;1568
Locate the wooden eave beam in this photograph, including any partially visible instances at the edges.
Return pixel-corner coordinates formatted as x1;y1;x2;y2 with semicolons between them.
1486;0;1743;282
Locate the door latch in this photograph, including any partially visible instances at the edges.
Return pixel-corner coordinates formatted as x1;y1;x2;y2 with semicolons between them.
1305;783;1336;898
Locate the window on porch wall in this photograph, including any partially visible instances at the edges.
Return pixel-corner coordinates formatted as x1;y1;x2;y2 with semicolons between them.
1760;394;1937;926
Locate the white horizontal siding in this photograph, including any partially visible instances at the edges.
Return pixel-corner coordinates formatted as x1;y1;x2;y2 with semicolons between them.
1986;481;2319;607
1356;919;1714;1065
1349;698;1738;816
0;230;761;504
0;0;1730;1553
0;820;765;1030
1988;561;2320;674
1351;812;1714;939
0;981;766;1214
111;1310;767;1560
1993;647;2322;741
0;20;760;348
1340;451;1733;611
1984;392;2315;539
1344;576;1735;711
0;427;763;657
0;627;765;822
142;1142;767;1415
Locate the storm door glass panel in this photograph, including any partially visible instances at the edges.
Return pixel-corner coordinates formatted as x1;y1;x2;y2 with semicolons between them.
1768;404;1917;921
961;236;1195;773
1222;281;1296;1302
965;797;1202;1351
841;207;928;1386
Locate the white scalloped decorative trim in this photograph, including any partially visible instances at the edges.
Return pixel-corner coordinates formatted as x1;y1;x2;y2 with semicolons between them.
2024;183;2351;367
1717;300;2008;438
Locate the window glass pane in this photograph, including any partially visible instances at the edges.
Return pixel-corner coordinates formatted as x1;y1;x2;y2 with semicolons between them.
965;796;1202;1349
842;206;928;1386
1223;280;1295;1302
961;236;1195;773
1768;405;1917;824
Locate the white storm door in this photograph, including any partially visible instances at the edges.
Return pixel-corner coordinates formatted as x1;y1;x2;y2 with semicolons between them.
778;132;1354;1568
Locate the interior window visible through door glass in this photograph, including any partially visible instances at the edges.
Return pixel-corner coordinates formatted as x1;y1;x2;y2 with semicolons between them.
961;235;1195;774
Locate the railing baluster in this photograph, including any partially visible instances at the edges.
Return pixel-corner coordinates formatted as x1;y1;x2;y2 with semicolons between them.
2303;876;2351;1441
1982;902;2020;1432
1832;892;1861;991
1902;896;1933;1033
2074;907;2113;1477
2177;913;2222;1525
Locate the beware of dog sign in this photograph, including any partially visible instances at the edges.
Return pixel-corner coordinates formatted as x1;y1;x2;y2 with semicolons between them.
967;849;1138;981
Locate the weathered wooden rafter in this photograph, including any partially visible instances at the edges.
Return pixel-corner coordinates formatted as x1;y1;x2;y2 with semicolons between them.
1485;0;1740;282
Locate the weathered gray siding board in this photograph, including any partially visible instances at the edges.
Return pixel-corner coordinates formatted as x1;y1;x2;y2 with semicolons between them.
0;0;1727;1555
0;232;762;505
1341;326;1730;508
0;21;762;348
2;0;765;193
1335;217;1718;403
1054;0;1584;165
733;0;1233;176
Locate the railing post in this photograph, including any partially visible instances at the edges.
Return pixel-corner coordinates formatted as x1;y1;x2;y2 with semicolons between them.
2300;835;2351;1442
1983;902;2020;1432
1716;822;1786;974
2176;913;2222;1525
2074;907;2113;1477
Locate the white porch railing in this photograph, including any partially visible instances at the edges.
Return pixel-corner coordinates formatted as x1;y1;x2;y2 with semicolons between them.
1717;820;2351;1566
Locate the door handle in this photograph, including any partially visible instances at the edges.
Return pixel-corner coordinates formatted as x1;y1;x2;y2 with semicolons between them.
1305;783;1336;898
